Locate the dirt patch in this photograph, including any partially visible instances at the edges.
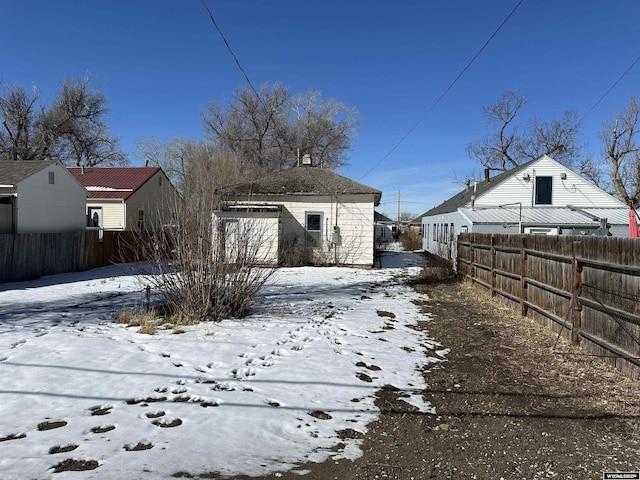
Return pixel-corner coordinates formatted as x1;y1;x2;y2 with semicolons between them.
217;278;640;480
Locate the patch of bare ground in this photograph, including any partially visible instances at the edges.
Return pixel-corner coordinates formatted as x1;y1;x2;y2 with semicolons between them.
178;278;640;480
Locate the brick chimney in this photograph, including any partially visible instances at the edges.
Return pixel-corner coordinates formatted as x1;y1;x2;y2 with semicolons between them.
484;167;490;184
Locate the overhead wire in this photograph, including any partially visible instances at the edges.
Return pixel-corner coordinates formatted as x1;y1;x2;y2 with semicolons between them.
358;0;525;181
200;0;261;101
579;54;640;124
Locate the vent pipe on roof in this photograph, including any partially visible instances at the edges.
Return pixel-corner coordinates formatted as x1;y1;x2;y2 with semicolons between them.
465;179;470;192
81;165;85;175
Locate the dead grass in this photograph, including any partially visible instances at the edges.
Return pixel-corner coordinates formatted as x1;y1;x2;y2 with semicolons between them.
115;308;160;335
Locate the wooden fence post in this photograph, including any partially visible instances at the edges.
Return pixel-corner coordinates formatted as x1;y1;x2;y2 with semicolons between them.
490;234;496;297
571;240;583;345
520;235;528;316
470;234;476;284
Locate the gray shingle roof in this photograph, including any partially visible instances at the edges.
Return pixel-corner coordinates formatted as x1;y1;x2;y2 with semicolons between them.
226;166;382;205
0;161;56;186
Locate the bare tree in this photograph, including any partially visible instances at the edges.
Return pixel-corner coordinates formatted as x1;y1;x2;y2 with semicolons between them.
136;136;250;195
600;96;640;208
467;91;583;175
203;83;358;174
0;85;55;161
53;78;126;166
0;78;126;165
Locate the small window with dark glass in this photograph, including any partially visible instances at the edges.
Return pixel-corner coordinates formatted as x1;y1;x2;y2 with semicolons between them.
305;212;322;247
535;176;552;204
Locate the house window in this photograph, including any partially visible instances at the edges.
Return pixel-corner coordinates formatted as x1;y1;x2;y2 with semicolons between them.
88;207;102;227
137;209;145;230
48;172;55;184
535;176;552;204
305;212;323;247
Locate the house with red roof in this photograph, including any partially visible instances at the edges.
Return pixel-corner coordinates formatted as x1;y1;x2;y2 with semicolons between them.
68;166;179;231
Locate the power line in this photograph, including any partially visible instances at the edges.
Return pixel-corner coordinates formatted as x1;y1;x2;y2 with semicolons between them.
579;54;640;124
200;0;261;100
358;0;524;181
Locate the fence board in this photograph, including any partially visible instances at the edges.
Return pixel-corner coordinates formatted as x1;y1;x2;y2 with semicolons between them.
458;233;640;379
0;230;153;284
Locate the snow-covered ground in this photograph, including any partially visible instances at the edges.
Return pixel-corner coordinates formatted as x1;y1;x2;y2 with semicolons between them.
0;250;445;479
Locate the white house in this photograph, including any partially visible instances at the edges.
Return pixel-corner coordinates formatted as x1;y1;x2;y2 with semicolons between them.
0;161;88;234
420;155;632;262
219;163;382;266
68;166;179;231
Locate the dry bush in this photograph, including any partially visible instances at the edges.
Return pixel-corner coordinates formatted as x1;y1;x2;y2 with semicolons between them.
399;229;422;251
123;146;277;325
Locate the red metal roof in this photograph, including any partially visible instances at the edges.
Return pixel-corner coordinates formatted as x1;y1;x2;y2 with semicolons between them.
68;167;161;200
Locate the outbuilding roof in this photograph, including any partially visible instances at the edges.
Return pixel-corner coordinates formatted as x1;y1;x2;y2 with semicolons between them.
458;206;629;226
0;161;57;186
226;166;382;205
68;167;161;200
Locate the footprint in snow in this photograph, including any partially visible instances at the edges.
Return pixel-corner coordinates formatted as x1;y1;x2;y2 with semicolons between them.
52;458;99;473
152;418;182;428
145;411;165;419
49;444;78;454
37;420;68;431
271;349;289;357
89;405;113;416
90;425;115;434
11;339;27;348
231;367;257;379
0;432;27;442
124;441;153;451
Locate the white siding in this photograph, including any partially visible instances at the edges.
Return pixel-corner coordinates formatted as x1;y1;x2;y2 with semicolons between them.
213;211;280;264
87;199;125;230
421;211;465;261
16;163;86;233
234;193;377;266
477;156;627;209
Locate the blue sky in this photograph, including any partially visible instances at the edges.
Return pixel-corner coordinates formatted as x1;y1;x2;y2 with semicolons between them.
2;1;639;219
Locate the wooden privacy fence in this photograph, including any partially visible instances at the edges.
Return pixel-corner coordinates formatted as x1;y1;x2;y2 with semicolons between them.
457;233;640;379
1;230;150;284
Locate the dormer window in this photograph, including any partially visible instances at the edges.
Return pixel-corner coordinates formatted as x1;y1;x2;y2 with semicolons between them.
535;176;552;205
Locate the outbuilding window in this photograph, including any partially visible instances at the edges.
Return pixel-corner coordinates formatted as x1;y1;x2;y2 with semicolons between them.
535;176;552;204
305;212;323;247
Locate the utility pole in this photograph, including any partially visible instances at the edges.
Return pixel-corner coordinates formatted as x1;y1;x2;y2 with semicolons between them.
397;190;401;240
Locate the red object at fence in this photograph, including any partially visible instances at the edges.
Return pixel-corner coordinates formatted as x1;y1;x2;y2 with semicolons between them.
629;209;640;238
